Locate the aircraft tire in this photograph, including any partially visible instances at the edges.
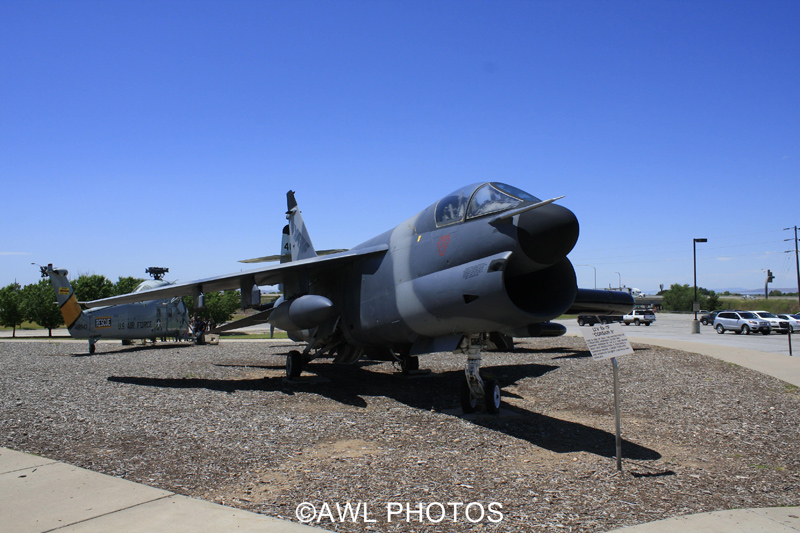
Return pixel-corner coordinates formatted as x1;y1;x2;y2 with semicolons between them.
401;355;419;374
484;378;501;414
460;379;478;414
89;344;95;355
287;350;303;379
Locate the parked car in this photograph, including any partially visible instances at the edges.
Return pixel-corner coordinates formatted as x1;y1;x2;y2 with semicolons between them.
699;310;721;326
776;314;800;333
622;309;656;326
713;311;771;335
577;315;620;326
750;311;790;334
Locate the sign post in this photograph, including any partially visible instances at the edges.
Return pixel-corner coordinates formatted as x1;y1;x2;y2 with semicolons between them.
580;323;634;471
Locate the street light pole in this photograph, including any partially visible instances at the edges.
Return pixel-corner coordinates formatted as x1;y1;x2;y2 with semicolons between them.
615;272;621;291
577;264;597;289
693;238;707;332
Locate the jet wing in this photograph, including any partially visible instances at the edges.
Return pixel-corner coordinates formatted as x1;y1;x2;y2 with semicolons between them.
210;307;274;333
84;244;389;309
239;249;348;264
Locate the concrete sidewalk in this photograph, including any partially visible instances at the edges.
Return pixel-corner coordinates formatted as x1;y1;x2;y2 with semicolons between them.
607;507;800;532
627;336;800;388
0;447;325;533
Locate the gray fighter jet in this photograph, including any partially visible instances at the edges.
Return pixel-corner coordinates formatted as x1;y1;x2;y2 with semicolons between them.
85;183;632;412
43;265;190;354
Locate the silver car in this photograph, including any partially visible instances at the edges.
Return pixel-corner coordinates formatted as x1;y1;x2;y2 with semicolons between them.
751;311;790;334
777;314;800;333
713;311;771;335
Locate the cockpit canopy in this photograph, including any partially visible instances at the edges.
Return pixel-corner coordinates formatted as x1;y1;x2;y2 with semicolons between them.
132;279;170;293
434;182;540;227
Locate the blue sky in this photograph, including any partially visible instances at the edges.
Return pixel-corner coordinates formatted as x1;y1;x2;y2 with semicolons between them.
2;1;798;294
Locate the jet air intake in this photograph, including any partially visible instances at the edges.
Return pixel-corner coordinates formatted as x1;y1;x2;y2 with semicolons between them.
269;295;334;332
506;203;579;277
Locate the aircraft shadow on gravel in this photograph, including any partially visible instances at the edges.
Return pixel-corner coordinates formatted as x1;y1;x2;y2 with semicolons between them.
107;348;660;461
71;343;190;357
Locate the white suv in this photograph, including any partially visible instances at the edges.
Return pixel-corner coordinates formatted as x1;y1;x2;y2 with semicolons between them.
751;311;790;334
713;311;771;335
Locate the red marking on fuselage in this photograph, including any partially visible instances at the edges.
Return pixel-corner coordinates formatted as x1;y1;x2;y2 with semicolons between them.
437;234;451;256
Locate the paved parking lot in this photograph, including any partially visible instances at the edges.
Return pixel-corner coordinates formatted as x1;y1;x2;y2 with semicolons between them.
558;312;798;357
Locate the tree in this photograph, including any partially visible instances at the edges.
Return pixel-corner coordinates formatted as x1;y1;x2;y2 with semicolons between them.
21;279;64;336
661;283;720;312
706;291;721;311
71;274;115;302
115;276;145;295
661;284;693;312
0;283;24;337
183;290;241;327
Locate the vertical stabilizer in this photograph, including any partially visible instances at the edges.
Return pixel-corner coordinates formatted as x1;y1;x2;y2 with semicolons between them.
286;191;318;261
280;225;291;264
42;264;88;331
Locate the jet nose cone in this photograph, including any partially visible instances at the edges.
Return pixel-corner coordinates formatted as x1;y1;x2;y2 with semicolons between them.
517;203;579;265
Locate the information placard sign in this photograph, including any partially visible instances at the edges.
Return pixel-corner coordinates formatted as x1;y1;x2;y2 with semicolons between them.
580;323;634;361
580;322;633;471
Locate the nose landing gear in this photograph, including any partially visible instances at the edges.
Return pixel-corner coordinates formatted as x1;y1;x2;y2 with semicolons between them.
458;335;501;414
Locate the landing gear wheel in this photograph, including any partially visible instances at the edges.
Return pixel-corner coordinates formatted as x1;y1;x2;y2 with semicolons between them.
484;378;501;414
89;343;96;355
460;379;478;414
401;355;419;375
286;350;303;379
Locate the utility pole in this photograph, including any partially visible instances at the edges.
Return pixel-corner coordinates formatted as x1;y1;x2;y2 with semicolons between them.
765;269;774;299
785;226;800;309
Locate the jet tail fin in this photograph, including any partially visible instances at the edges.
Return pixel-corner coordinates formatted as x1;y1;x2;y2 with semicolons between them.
286;191;318;261
41;264;88;330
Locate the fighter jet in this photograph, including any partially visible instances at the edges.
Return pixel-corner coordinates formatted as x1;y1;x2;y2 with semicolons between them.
43;265;190;354
85;183;633;412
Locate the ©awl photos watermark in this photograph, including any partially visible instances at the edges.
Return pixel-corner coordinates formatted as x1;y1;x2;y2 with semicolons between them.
295;501;504;525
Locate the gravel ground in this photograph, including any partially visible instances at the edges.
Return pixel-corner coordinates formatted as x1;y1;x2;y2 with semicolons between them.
2;338;799;532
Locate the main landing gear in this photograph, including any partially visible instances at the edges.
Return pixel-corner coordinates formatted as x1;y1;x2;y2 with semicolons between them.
287;349;313;379
286;343;322;379
459;335;501;414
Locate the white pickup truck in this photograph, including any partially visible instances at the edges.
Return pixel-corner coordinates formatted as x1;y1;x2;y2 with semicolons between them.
622;309;656;326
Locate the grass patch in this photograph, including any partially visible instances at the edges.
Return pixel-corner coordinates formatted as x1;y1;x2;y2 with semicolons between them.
0;321;46;331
